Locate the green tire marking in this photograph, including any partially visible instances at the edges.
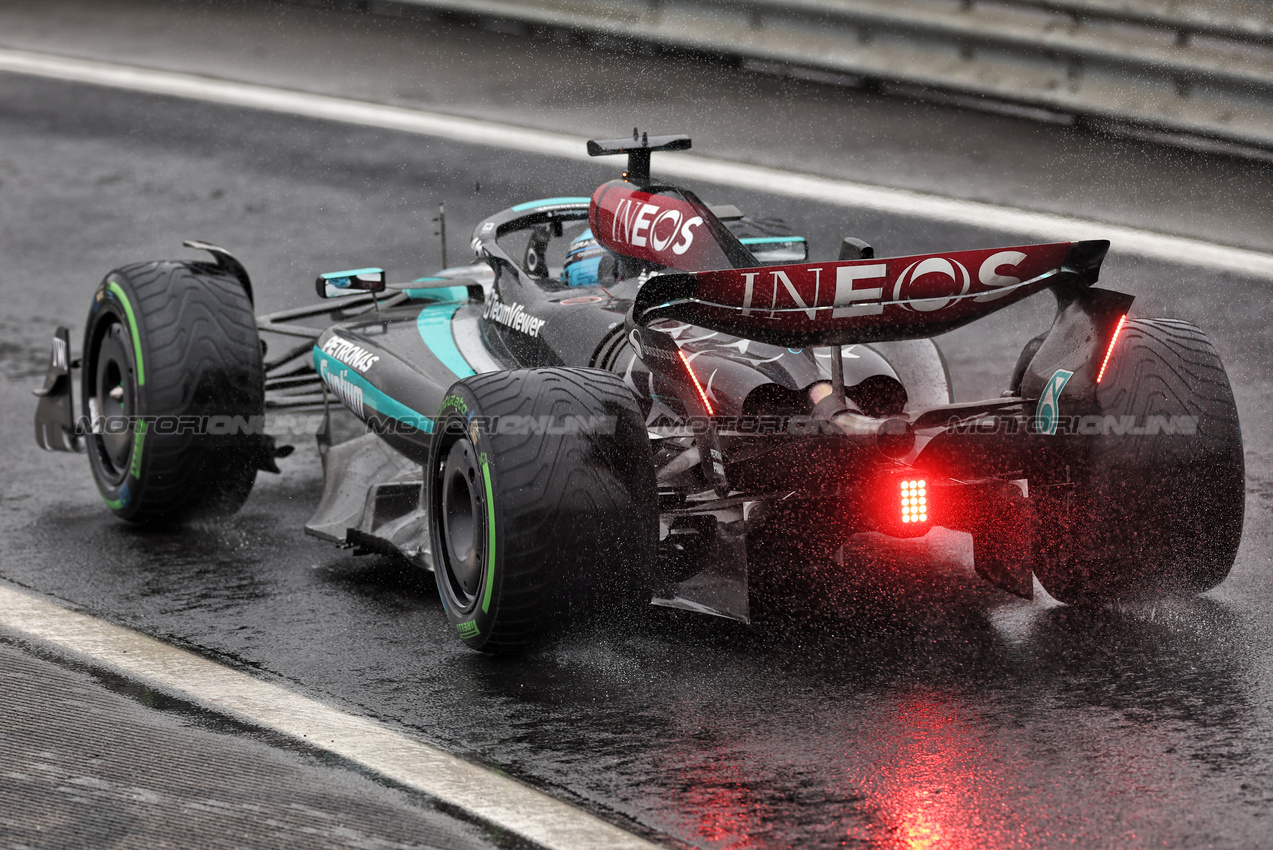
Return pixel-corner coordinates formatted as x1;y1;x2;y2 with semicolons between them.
129;420;147;479
107;280;145;386
440;394;469;415
93;476;125;510
456;620;481;639
480;454;497;614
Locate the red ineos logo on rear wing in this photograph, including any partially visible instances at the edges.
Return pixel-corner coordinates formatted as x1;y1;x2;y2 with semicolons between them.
633;241;1107;347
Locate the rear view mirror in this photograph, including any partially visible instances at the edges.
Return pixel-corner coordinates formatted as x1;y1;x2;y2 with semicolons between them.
742;237;809;265
316;267;386;298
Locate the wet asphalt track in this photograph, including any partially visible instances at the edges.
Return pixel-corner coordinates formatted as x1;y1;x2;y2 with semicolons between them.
3;10;1273;848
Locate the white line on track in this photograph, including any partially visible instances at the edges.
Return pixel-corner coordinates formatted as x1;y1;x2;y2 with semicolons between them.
2;47;1272;279
0;584;662;850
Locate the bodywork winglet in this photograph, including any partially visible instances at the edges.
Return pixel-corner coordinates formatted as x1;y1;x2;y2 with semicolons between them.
33;326;80;452
183;239;254;305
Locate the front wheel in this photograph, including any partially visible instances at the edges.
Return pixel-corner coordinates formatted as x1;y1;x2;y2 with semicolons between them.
427;368;657;653
1033;318;1244;603
82;260;264;523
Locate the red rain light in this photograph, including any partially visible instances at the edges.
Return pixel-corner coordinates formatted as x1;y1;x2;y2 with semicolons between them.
900;479;928;524
678;349;715;415
1095;314;1127;384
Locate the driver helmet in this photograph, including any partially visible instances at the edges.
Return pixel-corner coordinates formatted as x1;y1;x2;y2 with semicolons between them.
560;229;612;287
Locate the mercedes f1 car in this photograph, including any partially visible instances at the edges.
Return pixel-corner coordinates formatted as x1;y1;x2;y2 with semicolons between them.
35;132;1245;652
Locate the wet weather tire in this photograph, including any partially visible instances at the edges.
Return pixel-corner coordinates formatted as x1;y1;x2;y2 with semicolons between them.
428;368;657;653
1033;319;1244;603
82;260;264;523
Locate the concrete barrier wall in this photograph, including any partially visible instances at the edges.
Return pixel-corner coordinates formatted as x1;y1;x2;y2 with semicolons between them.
342;0;1273;152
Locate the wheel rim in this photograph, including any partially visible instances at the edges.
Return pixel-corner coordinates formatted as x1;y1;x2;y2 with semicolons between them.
89;318;136;483
439;438;486;610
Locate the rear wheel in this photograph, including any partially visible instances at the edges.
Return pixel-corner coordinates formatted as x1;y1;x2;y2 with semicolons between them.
1033;319;1244;603
428;368;657;653
82;260;264;523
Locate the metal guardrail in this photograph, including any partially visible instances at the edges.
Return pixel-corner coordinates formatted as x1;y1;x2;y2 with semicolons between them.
1014;0;1273;45
346;0;1273;154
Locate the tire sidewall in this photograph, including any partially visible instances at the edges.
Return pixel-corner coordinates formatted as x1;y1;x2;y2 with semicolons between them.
83;274;149;520
428;388;503;650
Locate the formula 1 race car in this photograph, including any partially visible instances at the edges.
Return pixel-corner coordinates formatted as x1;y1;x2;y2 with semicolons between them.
35;132;1245;652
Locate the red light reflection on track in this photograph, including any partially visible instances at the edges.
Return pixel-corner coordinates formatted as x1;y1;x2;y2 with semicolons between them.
671;753;763;850
665;694;1021;849
683;778;756;849
852;692;1017;849
663;688;1029;848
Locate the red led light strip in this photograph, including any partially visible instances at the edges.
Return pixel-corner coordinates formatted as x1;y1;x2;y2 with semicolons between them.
678;349;715;415
1095;315;1128;384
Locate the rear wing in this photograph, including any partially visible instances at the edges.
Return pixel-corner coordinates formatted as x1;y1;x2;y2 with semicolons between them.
631;240;1109;347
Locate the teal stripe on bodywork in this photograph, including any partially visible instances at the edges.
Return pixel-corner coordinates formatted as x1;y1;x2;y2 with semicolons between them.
321;267;383;278
739;236;807;245
511;196;590;212
403;284;469;301
312;348;434;432
416;295;476;378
